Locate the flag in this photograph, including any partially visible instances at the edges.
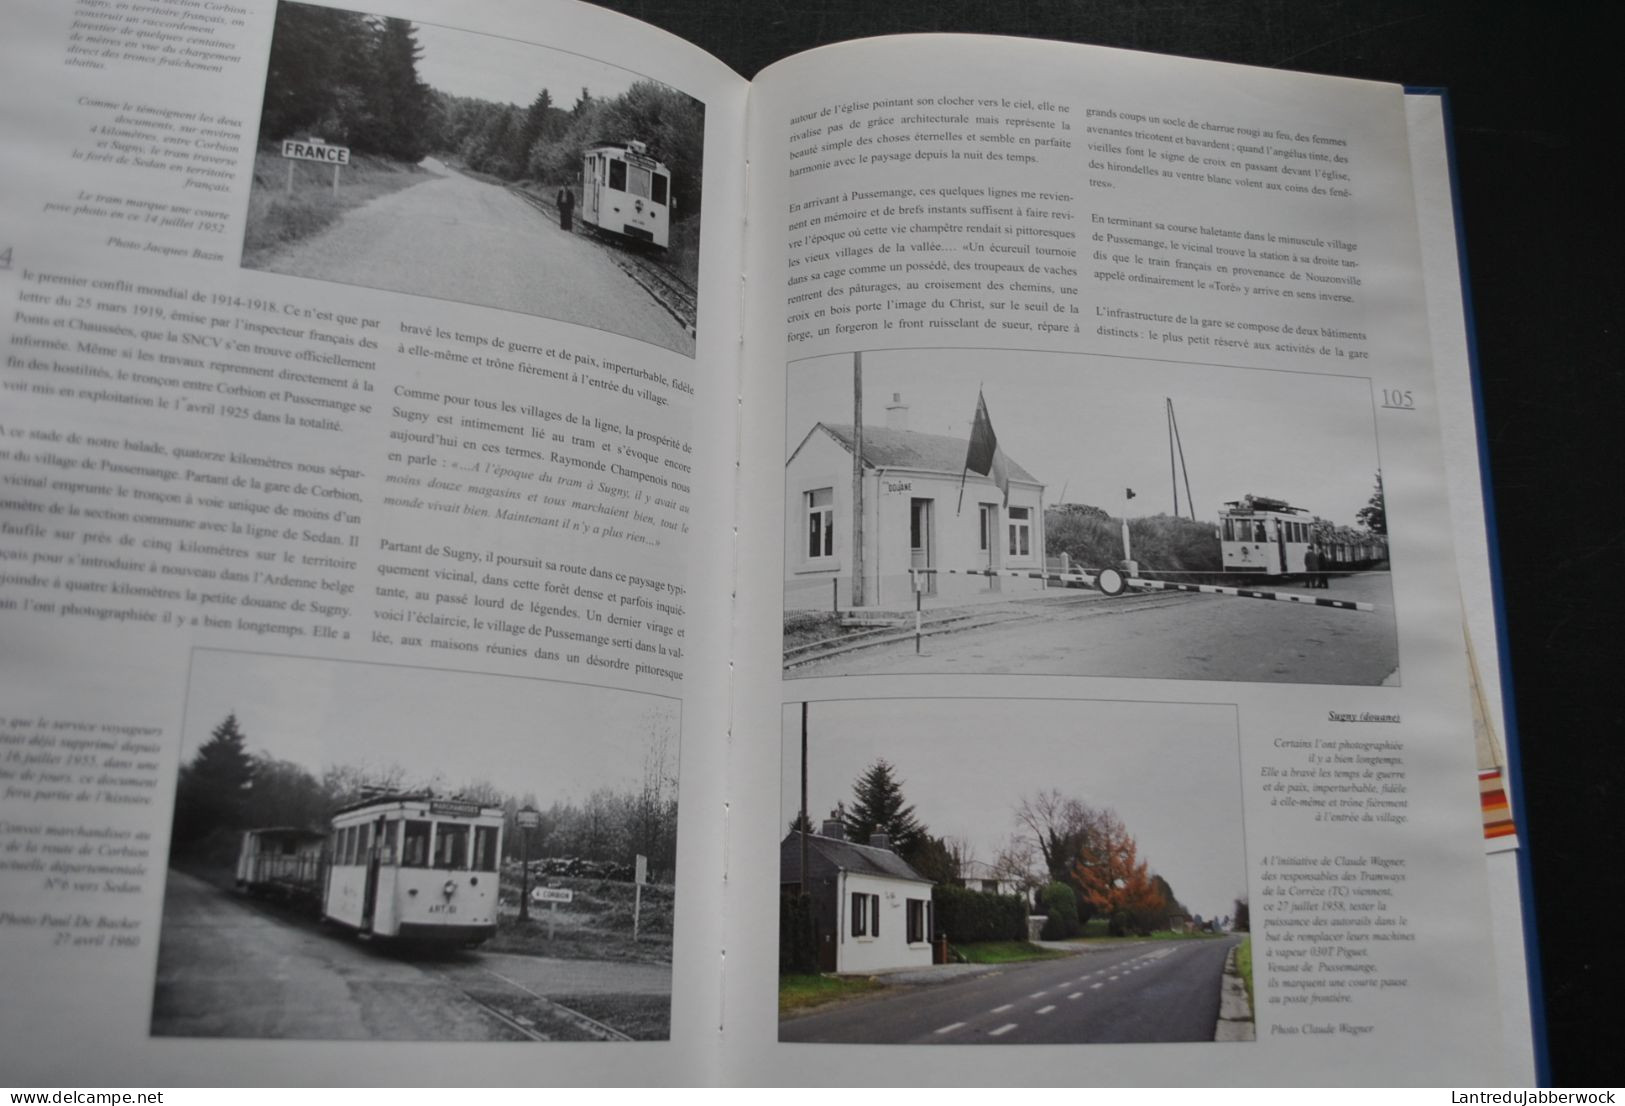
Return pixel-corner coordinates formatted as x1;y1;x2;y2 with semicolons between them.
963;391;1010;506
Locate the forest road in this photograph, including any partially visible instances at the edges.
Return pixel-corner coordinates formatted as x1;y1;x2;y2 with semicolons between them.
254;160;694;355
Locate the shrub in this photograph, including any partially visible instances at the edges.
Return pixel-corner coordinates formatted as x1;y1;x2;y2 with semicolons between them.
932;884;1026;943
1039;881;1080;939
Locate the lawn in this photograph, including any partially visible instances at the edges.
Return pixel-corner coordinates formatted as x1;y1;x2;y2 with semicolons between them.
953;940;1072;964
779;973;884;1015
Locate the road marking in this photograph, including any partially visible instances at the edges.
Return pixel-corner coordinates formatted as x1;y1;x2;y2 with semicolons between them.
1091;983;1104;990
1067;992;1082;1000
990;1023;1018;1037
934;1022;965;1035
1029;991;1048;999
991;1004;1013;1014
1109;974;1120;980
1036;1005;1056;1015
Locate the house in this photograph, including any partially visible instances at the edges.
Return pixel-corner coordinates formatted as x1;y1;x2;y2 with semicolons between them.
784;394;1046;609
781;814;937;974
957;859;1033;906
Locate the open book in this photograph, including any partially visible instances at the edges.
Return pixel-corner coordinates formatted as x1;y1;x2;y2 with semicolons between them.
0;0;1541;1086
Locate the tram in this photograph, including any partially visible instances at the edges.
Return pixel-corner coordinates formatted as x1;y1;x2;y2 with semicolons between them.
581;140;673;250
235;792;505;946
1216;494;1314;576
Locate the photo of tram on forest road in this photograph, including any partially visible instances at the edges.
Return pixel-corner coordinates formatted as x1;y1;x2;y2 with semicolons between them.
151;651;680;1042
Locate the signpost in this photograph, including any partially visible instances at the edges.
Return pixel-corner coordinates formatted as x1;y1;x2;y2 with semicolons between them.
516;806;539;923
281;137;350;196
530;885;573;939
633;854;647;942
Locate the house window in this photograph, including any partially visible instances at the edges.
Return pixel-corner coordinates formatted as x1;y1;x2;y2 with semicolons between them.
850;892;880;937
806;488;834;560
907;898;930;944
1008;507;1031;558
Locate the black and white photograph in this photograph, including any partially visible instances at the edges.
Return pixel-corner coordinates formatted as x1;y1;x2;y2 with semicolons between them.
778;697;1251;1044
784;349;1397;684
242;2;703;354
150;650;680;1041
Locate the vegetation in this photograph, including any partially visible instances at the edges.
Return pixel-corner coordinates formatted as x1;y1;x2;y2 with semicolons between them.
932;884;1027;943
952;941;1069;964
1038;880;1080;940
169;712;679;881
1357;472;1387;534
779;973;883;1015
241;148;433;264
1236;938;1254;1013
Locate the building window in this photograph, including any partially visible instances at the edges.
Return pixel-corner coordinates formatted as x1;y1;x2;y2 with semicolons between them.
1008;507;1031;558
851;892;880;937
806;488;834;560
907;898;930;944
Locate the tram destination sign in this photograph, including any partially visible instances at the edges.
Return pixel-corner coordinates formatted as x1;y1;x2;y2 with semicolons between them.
429;799;486;818
281;138;350;164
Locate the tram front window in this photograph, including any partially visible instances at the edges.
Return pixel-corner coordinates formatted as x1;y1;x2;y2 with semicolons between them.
473;825;499;872
434;822;470;870
402;820;431;868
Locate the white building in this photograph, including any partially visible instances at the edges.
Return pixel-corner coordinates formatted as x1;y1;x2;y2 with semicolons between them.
781;819;937;974
785;395;1046;609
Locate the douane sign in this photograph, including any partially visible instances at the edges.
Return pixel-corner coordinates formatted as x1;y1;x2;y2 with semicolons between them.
281;139;350;164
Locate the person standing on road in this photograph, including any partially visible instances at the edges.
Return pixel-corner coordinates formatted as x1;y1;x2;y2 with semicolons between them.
557;185;576;231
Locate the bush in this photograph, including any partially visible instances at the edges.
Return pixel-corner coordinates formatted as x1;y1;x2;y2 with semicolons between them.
1039;881;1080;940
932;884;1026;943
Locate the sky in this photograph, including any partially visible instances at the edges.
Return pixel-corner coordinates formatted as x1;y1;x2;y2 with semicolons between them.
411;20;650;107
779;697;1248;921
180;649;677;808
787;349;1383;528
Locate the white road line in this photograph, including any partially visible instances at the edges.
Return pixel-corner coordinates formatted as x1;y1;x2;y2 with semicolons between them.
1036;1005;1056;1015
1109;974;1120;980
1067;992;1082;1000
1029;991;1048;999
1091;983;1104;990
934;1022;965;1035
989;1023;1018;1037
991;1004;1013;1014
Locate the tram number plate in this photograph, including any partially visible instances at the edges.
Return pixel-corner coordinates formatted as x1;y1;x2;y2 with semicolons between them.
428;904;457;914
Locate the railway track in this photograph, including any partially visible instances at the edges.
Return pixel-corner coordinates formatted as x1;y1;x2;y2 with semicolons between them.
425;962;635;1043
510;186;697;337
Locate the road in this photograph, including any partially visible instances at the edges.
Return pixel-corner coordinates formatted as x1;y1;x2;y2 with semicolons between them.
150;870;669;1041
254;159;694;355
781;937;1242;1045
793;572;1398;685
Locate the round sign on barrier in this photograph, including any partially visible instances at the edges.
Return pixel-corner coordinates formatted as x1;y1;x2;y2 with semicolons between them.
1096;567;1129;597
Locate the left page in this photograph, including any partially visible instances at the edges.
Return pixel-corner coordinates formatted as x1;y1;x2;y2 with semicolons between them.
0;0;745;1085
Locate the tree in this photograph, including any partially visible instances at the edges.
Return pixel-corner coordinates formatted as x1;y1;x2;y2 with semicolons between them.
1070;812;1167;936
843;758;926;857
1014;789;1102;884
1357;471;1386;534
1232;896;1250;933
171;713;256;853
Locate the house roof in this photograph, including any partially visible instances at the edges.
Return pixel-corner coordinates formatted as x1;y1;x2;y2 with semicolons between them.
793;423;1041;487
780;830;934;885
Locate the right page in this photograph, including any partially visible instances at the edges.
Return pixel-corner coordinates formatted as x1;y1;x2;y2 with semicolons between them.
729;35;1513;1085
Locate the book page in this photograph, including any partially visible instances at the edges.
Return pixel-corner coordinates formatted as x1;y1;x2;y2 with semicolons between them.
728;35;1511;1085
0;0;745;1085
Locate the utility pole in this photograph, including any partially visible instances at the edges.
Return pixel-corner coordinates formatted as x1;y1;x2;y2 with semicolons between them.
800;702;809;896
851;351;865;607
516;806;539;922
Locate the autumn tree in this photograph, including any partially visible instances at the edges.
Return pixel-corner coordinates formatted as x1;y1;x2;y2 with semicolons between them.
843;758;926;857
1071;812;1167;936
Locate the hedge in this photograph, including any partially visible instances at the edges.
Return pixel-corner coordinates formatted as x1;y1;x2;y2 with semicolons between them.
932;884;1027;943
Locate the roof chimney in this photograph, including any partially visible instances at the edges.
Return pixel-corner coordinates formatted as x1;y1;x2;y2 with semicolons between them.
820;811;845;840
886;392;908;431
868;832;892;852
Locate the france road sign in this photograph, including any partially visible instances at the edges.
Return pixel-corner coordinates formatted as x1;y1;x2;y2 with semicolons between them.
281;138;350;164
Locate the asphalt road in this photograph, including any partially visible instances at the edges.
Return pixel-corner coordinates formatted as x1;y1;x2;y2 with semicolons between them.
150;869;667;1040
781;937;1242;1045
254;159;694;355
794;572;1398;685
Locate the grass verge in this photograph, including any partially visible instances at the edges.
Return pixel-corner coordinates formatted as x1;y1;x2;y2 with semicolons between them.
242;147;433;266
779;973;883;1015
953;940;1071;964
551;992;672;1041
1236;937;1253;1014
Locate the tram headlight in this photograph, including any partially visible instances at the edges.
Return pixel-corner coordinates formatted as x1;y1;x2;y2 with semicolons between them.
442;879;457;897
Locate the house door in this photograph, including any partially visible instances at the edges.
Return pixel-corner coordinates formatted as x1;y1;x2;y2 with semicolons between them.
817;921;836;972
910;498;935;595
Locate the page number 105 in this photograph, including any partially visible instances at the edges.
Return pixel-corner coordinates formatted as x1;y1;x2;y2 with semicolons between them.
1382;388;1415;410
